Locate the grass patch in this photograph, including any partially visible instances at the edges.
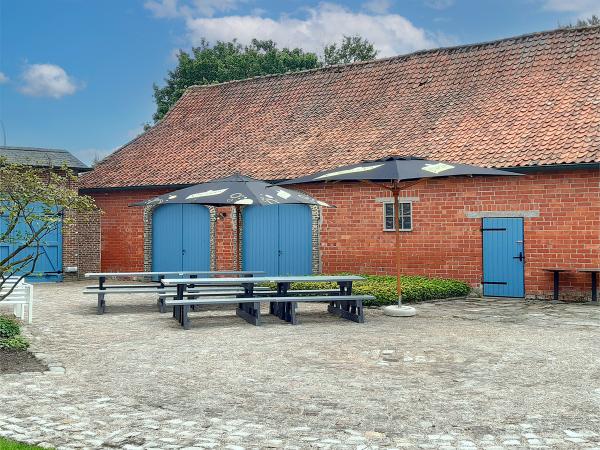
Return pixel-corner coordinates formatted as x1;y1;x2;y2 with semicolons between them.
0;437;47;450
267;274;471;306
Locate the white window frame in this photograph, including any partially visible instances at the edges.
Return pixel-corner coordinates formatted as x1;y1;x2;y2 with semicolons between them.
383;200;413;232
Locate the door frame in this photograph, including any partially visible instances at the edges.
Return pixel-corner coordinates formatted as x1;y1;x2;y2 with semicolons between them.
481;217;525;298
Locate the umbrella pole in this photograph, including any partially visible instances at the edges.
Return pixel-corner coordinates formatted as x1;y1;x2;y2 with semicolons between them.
235;205;241;271
394;186;402;307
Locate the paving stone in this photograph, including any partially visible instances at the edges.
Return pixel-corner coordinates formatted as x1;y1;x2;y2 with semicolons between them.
2;284;600;449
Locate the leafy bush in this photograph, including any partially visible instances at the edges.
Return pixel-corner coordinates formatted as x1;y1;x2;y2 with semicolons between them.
0;315;20;339
0;335;29;351
265;274;470;306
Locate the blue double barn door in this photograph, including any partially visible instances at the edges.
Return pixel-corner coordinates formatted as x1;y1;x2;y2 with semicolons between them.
152;204;211;272
0;207;63;282
242;205;312;276
482;217;525;298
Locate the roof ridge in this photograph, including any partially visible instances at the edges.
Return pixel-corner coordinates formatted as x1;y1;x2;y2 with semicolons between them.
0;145;70;153
185;25;600;92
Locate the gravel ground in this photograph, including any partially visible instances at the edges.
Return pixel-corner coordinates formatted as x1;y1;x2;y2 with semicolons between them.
0;281;599;450
0;350;47;374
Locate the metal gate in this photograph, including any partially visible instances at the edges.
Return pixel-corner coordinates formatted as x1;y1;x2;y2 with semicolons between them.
482;217;525;297
0;208;63;282
152;204;210;272
242;204;312;276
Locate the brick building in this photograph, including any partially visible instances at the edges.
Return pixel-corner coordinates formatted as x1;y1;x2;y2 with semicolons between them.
80;27;600;299
0;146;101;281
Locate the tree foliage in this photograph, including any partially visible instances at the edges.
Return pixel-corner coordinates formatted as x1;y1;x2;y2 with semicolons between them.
0;160;96;300
323;35;378;66
152;36;378;122
152;39;320;122
561;15;600;28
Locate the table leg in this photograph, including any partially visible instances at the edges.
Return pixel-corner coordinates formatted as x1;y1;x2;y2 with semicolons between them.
552;271;560;302
182;305;190;330
591;272;598;304
236;282;260;325
97;276;106;314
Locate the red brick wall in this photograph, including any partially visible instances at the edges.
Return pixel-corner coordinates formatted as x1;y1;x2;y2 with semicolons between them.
295;168;599;299
215;206;236;271
90;188;170;272
89;168;599;299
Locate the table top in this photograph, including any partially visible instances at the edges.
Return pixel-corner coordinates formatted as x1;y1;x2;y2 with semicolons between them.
542;268;571;272
85;271;263;278
578;268;600;273
161;275;364;286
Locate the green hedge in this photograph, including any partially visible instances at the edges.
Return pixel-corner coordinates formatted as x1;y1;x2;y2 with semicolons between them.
266;274;470;306
0;315;29;351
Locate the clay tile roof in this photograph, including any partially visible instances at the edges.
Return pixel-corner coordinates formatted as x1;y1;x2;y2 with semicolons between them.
81;26;600;189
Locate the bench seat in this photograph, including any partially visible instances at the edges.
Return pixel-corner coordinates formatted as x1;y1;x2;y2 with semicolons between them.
165;294;373;329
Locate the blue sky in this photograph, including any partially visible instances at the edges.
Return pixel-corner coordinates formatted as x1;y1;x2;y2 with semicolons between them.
1;0;598;165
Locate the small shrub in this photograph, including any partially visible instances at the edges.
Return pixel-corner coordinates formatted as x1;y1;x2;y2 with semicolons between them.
0;315;21;339
266;274;471;306
0;335;29;351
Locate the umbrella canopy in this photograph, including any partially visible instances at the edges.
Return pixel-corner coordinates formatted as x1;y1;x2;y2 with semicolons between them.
280;156;520;312
132;173;333;207
279;156;519;185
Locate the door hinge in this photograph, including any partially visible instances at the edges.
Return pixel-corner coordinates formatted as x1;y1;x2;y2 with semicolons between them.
481;281;508;285
480;228;507;232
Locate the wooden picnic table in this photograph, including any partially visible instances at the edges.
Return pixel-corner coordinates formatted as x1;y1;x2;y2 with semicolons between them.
161;275;370;328
84;271;264;314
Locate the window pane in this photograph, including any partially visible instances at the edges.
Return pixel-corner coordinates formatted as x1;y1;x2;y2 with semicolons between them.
402;216;411;230
385;203;394;217
401;203;411;215
385;216;394;230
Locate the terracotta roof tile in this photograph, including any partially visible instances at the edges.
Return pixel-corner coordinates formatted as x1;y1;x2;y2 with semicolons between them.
81;26;600;189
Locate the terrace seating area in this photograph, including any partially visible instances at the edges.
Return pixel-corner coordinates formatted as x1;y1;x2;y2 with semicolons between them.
82;272;374;330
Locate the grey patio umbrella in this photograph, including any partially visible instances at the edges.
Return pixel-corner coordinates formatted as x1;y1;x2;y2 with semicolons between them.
132;173;333;270
280;156;520;315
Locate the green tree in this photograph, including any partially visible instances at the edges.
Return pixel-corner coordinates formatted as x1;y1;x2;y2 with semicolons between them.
152;39;320;122
152;36;380;122
323;35;378;66
0;160;96;300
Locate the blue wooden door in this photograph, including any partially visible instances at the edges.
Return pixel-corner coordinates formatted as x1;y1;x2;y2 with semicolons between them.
242;205;312;276
0;207;63;282
152;204;210;272
482;217;524;297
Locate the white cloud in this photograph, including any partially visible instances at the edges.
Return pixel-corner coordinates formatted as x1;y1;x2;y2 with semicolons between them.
542;0;600;15
145;0;241;18
184;3;443;57
362;0;392;14
0;72;8;84
145;0;179;18
424;0;454;9
19;64;81;98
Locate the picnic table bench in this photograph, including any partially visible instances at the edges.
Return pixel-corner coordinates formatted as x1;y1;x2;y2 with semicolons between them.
162;275;374;329
84;271;263;314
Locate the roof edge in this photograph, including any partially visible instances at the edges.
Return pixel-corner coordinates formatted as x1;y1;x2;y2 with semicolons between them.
79;163;599;192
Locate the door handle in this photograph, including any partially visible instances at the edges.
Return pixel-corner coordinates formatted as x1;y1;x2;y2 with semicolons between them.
513;252;524;262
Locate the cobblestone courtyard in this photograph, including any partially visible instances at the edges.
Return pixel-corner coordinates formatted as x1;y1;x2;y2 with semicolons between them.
1;282;599;449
